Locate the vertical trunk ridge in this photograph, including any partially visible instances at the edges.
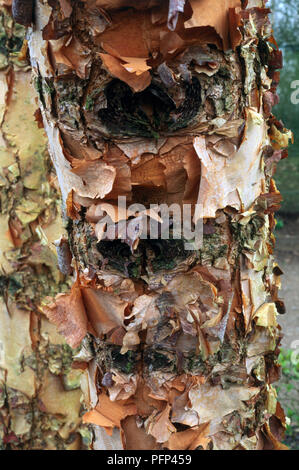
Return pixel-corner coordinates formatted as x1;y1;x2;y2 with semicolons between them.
0;3;90;449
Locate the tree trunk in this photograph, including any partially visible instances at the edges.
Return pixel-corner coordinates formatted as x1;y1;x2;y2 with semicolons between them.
0;2;90;449
26;0;291;450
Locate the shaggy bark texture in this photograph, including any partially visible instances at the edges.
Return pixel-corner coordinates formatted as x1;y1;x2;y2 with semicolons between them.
26;0;292;450
0;3;90;449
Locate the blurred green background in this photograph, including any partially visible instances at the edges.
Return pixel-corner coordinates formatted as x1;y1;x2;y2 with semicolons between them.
270;1;299;450
269;0;299;214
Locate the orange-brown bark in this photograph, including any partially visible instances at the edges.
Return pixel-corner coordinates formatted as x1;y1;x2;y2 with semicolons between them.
25;0;292;450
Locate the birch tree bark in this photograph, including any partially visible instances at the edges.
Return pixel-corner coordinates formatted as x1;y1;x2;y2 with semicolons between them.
0;2;90;449
26;0;292;450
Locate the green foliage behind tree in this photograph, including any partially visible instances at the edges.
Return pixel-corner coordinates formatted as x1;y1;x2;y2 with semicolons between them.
269;0;299;213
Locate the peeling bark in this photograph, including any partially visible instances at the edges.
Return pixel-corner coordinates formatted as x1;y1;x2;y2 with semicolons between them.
0;3;90;449
26;0;292;450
